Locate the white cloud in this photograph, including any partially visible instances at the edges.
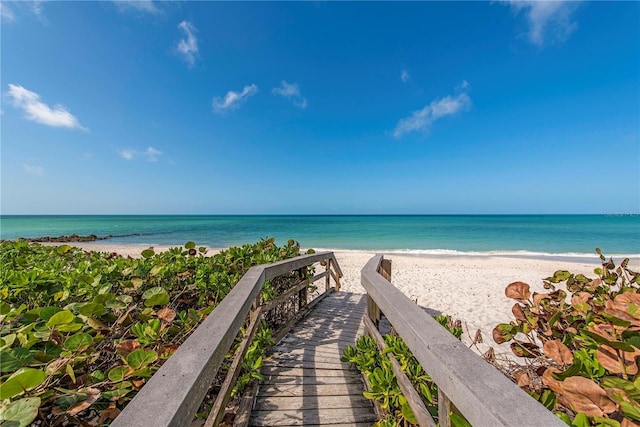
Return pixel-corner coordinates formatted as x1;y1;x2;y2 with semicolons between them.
401;69;410;83
23;163;44;177
212;84;258;113
1;2;15;22
113;0;161;15
176;20;199;67
118;146;162;162
6;84;88;130
272;81;307;109
144;146;162;162
118;149;135;160
504;1;579;46
393;82;471;139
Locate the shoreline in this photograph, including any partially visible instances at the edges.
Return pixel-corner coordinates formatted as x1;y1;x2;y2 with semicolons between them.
38;241;640;359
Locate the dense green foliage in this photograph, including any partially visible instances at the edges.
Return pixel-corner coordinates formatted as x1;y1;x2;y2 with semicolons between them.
493;250;640;427
342;315;464;427
0;238;304;426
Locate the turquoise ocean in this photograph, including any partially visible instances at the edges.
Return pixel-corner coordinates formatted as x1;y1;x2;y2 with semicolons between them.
1;215;638;260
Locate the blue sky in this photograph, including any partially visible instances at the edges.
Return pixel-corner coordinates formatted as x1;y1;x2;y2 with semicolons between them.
1;1;638;214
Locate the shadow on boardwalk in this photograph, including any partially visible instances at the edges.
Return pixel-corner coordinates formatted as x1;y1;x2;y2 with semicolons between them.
250;292;378;427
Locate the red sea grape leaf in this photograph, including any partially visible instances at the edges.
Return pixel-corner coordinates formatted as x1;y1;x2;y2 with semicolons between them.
116;340;140;357
97;404;121;424
157;307;176;323
492;323;516;344
505;282;531;300
66;388;100;416
542;367;564;394
510;341;540;358
515;371;532;388
533;293;551;306
560;376;616;417
512;303;526;321
596;344;640;375
622;419;640;427
588;324;618;341
543;340;574;366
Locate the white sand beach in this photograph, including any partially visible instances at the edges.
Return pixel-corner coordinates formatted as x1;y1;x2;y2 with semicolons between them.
57;242;638;358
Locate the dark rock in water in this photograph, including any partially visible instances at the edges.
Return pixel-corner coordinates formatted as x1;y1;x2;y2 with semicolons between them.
18;234;113;243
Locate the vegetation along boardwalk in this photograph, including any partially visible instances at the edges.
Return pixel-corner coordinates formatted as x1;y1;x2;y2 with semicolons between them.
249;292;378;427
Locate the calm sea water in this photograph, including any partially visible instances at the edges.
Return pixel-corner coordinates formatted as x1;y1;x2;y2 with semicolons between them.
1;215;638;259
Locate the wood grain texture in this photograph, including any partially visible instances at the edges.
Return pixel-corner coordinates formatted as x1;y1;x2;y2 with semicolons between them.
249;292;377;426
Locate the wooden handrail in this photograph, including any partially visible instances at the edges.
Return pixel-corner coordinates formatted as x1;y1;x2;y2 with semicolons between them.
361;254;564;427
112;251;341;427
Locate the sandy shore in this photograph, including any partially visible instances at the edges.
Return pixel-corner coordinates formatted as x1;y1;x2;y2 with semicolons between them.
52;242;638;358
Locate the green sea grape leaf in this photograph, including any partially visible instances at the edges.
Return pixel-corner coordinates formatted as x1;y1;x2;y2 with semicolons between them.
621;400;640;421
185;241;195;249
141;249;154;259
142;287;170;307
108;366;130;382
126;349;157;370
46;310;74;328
79;303;106;317
39;307;62;322
0;397;41;427
56;322;83;333
450;412;472;427
64;333;93;352
0;302;12;316
571;413;590;427
0;348;33;373
56;245;71;254
0;368;47;400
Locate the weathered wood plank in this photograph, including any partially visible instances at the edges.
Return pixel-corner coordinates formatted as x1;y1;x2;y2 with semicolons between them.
254;394;373;411
257;382;368;398
250;407;378;426
262;359;352;370
259;366;359;378
260;375;364;386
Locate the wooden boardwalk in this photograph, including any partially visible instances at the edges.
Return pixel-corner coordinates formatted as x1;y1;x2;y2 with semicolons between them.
249;292;378;427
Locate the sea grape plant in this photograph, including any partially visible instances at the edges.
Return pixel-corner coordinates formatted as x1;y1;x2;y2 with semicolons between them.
492;249;640;426
0;238;306;426
342;314;464;427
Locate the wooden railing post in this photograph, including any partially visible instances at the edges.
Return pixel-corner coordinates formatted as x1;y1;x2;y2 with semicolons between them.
325;259;331;292
438;389;452;427
297;267;307;310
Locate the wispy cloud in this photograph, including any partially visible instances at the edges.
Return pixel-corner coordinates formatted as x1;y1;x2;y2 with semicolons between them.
113;0;161;15
23;163;44;177
503;0;579;46
176;20;199;67
272;81;307;109
401;69;410;83
1;2;15;22
212;84;258;113
392;81;471;139
6;84;88;130
118;146;162;162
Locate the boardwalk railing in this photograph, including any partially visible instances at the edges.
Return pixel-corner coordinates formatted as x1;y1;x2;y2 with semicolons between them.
113;251;342;427
361;254;564;427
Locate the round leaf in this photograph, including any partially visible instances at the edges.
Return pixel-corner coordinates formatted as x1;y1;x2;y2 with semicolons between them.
126;349;157;370
64;333;93;352
0;397;41;427
505;282;531;300
184;241;195;249
79;303;106;318
0;368;47;400
46;310;74;328
108;366;130;382
141;249;154;258
39;306;62;322
142;287;170;307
